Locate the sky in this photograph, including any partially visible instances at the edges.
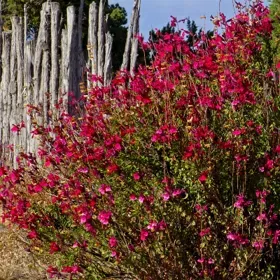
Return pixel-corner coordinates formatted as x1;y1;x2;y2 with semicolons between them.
109;0;269;39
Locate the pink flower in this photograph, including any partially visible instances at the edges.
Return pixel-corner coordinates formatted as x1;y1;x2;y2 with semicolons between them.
158;220;167;231
72;241;79;248
253;239;264;250
108;236;118;248
133;172;141;181
162;192;170;201
226;232;238;241
111;250;118;257
98;184;112;195
256;213;267;221
77;167;88;174
272;230;280;244
172;189;183;197
11;125;20;133
198;171;208;184
27;230;38;239
138;194;145;203
98;211;112;225
129;193;137;201
227;232;249;246
195;204;208;215
47;266;59;279
147;220;158;231
256;189;270;204
275;145;280;154
232;128;246;136
197;258;205;263
84;223;96;236
49;242;60;254
80;212;91;224
234;194;252;209
128;244;135;251
61;265;82;274
199;227;211;237
140;229;149;241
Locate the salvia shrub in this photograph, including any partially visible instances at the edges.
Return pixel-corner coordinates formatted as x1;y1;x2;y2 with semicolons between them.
1;1;280;279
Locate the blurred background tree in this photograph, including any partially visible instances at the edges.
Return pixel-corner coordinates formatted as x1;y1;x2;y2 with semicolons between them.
268;0;280;61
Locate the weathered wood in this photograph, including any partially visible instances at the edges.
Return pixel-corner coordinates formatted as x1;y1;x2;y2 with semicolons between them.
50;2;61;108
24;41;35;154
15;17;25;155
0;0;3;82
130;0;141;74
9;18;18;163
15;17;24;106
121;0;141;71
104;32;112;86
88;2;98;76
33;2;51;108
97;0;105;80
24;4;28;46
60;28;68;109
77;0;85;100
61;6;77;111
1;32;12;154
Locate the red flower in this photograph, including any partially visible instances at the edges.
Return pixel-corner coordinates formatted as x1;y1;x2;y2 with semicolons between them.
27;230;38;239
49;242;60;254
98;184;112;195
199;227;211;237
140;229;149;241
98;210;112;225
252;239;264;250
62;265;82;274
198;171;208;184
133;172;141;181
234;194;252;209
47;266;59;278
108;236;118;248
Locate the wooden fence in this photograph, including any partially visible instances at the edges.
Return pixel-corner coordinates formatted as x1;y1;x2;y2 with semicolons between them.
0;0;141;165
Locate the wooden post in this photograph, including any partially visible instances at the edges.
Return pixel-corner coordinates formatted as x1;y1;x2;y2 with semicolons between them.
88;2;98;77
121;0;141;72
9;17;18;164
0;32;12;156
0;0;3;82
61;6;77;111
104;32;112;86
24;40;35;154
33;2;51;108
50;2;61;108
97;0;105;81
130;0;141;75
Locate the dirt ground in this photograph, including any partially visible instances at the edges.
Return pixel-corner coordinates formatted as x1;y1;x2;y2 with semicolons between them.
0;223;49;280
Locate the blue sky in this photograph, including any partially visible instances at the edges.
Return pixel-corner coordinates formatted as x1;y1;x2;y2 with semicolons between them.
109;0;269;39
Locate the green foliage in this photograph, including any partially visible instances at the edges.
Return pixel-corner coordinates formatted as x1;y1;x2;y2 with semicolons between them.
269;0;280;60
